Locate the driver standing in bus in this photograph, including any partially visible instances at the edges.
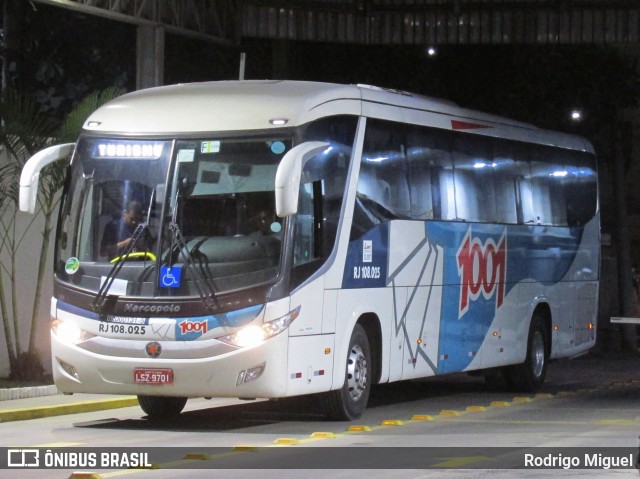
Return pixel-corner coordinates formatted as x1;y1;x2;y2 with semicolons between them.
100;200;148;258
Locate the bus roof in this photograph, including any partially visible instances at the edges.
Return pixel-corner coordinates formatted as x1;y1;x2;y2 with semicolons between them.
83;80;593;153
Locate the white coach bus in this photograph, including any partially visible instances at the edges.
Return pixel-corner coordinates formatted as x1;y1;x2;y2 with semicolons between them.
19;81;599;420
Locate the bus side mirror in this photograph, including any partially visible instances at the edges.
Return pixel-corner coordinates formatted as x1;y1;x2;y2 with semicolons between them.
19;143;75;214
275;141;329;217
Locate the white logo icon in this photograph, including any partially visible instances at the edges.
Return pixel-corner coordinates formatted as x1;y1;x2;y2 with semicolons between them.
8;449;39;467
363;240;373;263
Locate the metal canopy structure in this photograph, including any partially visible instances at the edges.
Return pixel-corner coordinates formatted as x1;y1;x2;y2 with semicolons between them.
33;0;640;46
33;0;241;44
242;0;640;45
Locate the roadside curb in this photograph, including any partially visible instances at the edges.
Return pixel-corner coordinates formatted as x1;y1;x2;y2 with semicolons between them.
0;385;59;401
0;396;139;423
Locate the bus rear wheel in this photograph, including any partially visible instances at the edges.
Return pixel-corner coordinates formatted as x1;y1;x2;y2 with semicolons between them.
138;395;187;419
506;314;549;392
324;324;372;421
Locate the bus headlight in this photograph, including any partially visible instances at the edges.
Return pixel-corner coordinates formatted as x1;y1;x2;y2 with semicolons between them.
217;306;300;348
233;325;265;348
52;319;94;344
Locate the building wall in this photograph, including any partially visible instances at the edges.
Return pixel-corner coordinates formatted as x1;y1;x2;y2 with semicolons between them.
0;158;54;378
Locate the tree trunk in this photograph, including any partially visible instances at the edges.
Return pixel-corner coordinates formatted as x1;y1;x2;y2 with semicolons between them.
28;208;54;353
0;262;17;372
8;216;21;357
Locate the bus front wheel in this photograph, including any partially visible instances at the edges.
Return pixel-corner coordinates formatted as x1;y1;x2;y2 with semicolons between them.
324;324;372;421
138;395;187;419
507;315;549;392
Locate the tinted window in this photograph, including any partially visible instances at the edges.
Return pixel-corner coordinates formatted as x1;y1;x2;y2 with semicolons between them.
351;118;596;238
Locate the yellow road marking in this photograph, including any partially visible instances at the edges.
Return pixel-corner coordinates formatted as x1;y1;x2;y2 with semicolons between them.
465;405;487;412
439;410;462;416
311;432;337;438
347;425;372;432
381;419;405;426
411;414;434;421
50;382;639;475
273;438;301;445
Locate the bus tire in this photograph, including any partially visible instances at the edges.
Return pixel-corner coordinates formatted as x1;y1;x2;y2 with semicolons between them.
507;314;549;392
324;324;372;421
138;395;187;419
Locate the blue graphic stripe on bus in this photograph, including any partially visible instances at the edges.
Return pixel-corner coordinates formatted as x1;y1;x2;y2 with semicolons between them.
504;225;583;287
425;222;582;292
427;223;504;373
57;300;101;320
57;299;263;340
426;222;582;373
341;221;584;375
175;304;264;340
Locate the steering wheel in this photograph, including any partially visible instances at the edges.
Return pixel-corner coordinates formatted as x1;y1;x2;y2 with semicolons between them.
109;251;157;263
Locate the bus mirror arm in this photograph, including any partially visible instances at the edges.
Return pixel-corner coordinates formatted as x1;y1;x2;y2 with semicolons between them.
19;143;76;214
275;141;329;217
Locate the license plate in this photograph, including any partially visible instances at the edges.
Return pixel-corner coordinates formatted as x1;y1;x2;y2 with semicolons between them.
134;368;173;385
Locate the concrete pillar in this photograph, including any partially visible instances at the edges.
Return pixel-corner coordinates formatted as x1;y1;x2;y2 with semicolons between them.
136;25;165;90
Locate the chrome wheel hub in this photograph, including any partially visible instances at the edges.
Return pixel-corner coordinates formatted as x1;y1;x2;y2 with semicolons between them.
531;331;545;378
346;344;368;402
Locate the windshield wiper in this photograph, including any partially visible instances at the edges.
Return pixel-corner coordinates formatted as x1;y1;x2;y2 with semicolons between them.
167;190;217;312
92;223;150;313
92;190;156;314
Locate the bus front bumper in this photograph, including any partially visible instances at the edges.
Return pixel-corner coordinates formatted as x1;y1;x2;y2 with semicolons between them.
51;330;289;399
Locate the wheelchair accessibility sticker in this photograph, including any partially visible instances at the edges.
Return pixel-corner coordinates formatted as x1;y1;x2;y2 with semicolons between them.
160;266;182;288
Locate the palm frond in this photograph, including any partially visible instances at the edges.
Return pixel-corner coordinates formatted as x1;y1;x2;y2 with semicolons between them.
35;86;127;210
0;161;23;207
0;88;58;165
59;86;126;142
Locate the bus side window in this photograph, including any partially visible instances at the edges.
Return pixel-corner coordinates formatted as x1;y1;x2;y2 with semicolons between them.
530;153;568;226
351;119;410;241
452;135;496;223
294;182;316;265
405;126;452;221
291;147;351;289
299;115;356;254
492;140;531;224
560;151;597;227
492;161;519;224
360;121;410;219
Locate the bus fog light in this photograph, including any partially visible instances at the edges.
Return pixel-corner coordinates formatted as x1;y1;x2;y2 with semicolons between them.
58;358;79;380
237;364;265;385
245;365;264;383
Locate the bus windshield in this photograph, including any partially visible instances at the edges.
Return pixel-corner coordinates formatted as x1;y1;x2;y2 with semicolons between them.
56;135;291;298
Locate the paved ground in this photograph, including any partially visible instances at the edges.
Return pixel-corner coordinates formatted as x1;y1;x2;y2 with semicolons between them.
0;350;638;423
